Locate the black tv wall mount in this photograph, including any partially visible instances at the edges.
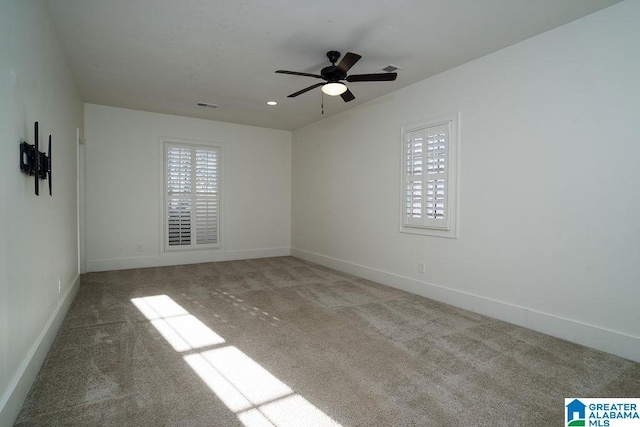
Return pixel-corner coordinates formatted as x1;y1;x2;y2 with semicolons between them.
20;121;52;196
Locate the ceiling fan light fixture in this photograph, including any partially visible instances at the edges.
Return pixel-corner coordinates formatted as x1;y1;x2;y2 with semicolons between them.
322;82;347;96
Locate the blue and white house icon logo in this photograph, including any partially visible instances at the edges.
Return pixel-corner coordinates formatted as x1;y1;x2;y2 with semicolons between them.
565;397;640;426
567;399;587;426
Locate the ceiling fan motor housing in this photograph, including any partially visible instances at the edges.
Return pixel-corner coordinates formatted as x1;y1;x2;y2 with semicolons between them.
321;65;346;83
322;51;346;82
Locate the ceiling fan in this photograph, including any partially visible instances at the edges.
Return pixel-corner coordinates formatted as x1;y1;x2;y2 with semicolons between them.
275;51;397;102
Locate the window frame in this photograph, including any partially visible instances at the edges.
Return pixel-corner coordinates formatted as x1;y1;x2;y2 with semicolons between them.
399;112;459;239
161;138;223;252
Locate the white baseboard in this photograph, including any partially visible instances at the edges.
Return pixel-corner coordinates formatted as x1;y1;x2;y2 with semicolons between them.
0;274;81;427
86;247;292;272
292;248;640;363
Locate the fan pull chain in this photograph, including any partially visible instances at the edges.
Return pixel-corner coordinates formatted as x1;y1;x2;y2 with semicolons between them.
321;91;324;115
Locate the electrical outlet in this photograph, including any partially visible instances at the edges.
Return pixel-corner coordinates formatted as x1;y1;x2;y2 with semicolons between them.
418;262;425;274
137;243;144;252
58;278;62;293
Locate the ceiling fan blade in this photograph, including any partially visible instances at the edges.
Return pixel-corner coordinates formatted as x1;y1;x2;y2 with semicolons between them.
288;83;324;97
276;70;323;79
336;52;361;73
340;89;355;102
346;72;397;82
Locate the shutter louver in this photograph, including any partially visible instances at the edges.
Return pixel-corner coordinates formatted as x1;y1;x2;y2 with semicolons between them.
167;147;191;195
426;179;445;219
165;143;220;249
196;199;217;244
167;199;191;246
406;181;423;218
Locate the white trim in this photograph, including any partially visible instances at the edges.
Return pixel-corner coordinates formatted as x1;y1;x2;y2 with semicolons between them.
0;275;81;426
77;128;80;274
291;248;640;363
86;247;291;272
77;128;86;274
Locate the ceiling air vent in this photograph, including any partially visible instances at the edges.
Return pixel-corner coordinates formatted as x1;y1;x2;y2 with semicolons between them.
382;64;401;73
197;102;219;108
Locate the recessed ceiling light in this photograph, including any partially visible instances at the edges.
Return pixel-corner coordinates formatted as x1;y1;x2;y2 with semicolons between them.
267;101;277;106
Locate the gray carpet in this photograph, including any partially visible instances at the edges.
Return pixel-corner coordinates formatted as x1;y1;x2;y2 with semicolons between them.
16;256;640;426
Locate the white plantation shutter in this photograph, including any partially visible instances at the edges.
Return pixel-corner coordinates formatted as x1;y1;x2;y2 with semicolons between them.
165;142;221;250
404;129;425;226
425;124;448;228
195;149;218;245
167;147;192;246
401;113;458;238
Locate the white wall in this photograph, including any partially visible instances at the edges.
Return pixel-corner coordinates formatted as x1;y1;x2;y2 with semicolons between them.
84;104;291;271
292;0;640;362
0;1;83;424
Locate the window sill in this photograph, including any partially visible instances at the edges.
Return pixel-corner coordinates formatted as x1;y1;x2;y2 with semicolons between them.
164;244;221;253
399;225;458;239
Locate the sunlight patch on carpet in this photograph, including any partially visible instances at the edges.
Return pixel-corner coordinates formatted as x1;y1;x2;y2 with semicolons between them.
132;295;341;427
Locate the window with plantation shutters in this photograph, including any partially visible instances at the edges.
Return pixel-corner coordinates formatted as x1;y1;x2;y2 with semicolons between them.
164;141;221;250
400;113;458;238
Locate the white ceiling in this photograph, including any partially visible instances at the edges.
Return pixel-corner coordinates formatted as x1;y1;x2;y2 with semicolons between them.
46;0;619;131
